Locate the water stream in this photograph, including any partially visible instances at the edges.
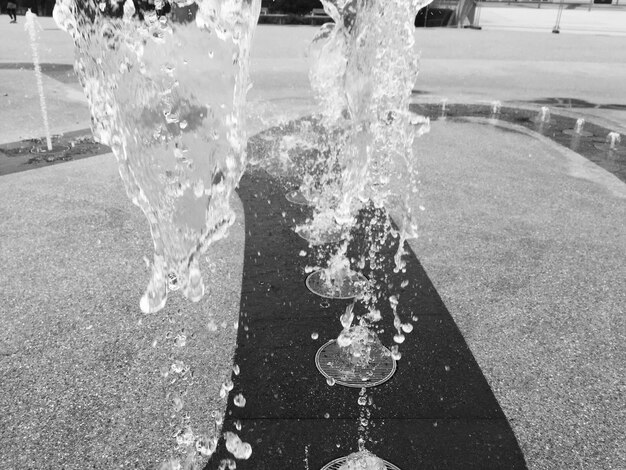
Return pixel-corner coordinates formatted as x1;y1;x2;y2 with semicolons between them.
54;0;261;314
24;9;53;151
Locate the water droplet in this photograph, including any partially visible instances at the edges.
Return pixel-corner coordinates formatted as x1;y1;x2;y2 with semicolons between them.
326;377;336;386
358;396;367;406
235;420;242;431
324;412;330;419
196;435;217;457
444;365;450;372
393;333;405;344
311;332;319;340
232;364;240;375
224;431;252;460
172;394;183;412
171;360;185;374
391;346;402;361
299;250;307;256
175;333;186;348
233;393;246;407
168;272;179;291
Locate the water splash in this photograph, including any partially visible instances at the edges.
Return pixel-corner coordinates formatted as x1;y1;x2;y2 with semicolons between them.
54;0;262;313
304;0;429;299
224;432;252;460
439;98;448;120
290;0;431;371
338;450;386;470
607;131;621;149
490;100;501;119
24;9;52;151
574;118;585;134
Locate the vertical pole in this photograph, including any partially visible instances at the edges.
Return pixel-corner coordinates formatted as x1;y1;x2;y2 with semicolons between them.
474;0;482;27
553;0;564;33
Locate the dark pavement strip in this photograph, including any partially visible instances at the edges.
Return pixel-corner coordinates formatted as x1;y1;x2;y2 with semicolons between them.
203;169;527;470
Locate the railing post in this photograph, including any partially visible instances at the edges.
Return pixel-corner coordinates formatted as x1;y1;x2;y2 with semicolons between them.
553;0;565;33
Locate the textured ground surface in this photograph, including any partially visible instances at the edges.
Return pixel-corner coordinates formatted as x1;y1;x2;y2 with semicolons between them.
409;120;626;470
0;156;245;469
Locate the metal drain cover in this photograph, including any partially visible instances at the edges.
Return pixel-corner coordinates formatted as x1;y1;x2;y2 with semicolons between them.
315;340;396;388
30;144;71;154
321;456;401;470
306;270;367;300
285;189;309;206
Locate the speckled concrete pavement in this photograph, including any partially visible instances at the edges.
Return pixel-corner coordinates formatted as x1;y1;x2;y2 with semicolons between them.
0;155;245;469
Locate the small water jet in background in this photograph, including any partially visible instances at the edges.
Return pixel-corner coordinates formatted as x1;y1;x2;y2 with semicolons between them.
490;100;501;120
534;106;551;133
24;9;52;151
563;117;593;137
535;106;550;124
439;98;448;120
594;131;625;156
607;131;621;150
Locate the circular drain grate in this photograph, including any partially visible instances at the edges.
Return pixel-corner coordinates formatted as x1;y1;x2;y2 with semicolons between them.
562;129;593;137
306;270;367;300
28;144;71;162
321;456;401;470
30;144;71;154
315;340;396;388
285;189;309;206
